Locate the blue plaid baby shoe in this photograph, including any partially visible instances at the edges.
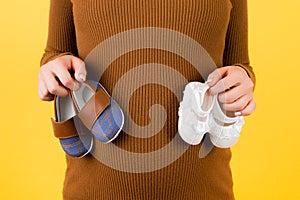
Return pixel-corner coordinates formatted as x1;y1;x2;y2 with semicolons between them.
71;80;124;143
51;94;93;157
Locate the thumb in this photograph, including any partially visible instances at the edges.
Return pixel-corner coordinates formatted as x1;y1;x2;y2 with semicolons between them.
206;67;228;87
70;56;87;82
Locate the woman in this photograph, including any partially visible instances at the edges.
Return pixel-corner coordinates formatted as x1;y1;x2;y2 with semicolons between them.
38;0;256;199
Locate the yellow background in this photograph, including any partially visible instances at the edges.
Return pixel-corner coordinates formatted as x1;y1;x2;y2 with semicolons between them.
0;0;299;199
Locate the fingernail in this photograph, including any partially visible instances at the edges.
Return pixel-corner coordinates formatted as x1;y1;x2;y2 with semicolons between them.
234;111;242;116
205;79;212;84
79;73;86;82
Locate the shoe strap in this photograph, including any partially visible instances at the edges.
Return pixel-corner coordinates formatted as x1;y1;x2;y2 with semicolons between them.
52;94;78;138
193;83;214;114
209;115;244;139
212;98;240;124
76;87;111;130
51;118;79;138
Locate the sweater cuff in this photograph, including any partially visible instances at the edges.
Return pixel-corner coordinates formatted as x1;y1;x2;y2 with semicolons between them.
40;52;74;66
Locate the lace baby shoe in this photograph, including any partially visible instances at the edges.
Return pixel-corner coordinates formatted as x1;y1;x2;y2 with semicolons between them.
71;80;124;143
208;98;245;148
51;94;93;157
178;82;216;145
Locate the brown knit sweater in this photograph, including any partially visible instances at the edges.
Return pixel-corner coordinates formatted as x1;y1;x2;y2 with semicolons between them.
41;0;255;199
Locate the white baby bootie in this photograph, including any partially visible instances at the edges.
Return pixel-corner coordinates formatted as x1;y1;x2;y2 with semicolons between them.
178;82;215;145
178;81;245;148
208;98;244;148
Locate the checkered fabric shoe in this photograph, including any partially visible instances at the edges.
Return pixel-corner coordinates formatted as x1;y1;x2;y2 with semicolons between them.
71;80;124;143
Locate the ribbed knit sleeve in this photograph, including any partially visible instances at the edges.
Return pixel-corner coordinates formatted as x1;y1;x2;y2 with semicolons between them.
40;0;78;66
223;0;256;86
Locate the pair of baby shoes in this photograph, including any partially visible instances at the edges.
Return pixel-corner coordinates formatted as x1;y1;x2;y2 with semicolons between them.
51;80;124;157
178;82;244;148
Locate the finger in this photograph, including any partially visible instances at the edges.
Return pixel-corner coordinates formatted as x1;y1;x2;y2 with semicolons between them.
241;99;256;116
206;67;228;87
40;93;54;101
71;56;86;82
38;78;54;101
209;74;239;96
43;72;69;96
54;66;80;91
218;84;249;104
221;94;253;112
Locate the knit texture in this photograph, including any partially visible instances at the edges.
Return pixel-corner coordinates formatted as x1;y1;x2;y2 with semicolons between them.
41;0;255;199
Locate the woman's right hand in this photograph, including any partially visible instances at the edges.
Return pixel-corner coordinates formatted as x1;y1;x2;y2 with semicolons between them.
38;55;87;101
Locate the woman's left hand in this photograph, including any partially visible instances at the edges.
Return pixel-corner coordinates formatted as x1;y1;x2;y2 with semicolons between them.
206;65;256;116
